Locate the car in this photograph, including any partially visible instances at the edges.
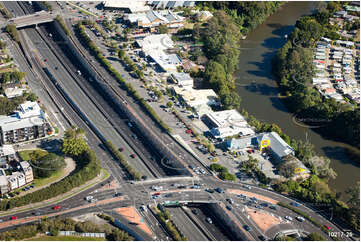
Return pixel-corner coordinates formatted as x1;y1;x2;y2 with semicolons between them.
114;192;122;197
186;129;192;134
285;216;293;221
44;58;48;62
290;202;299;207
324;224;331;230
10;216;17;220
226;205;232;211
34;212;41;216
164;193;173;198
269;205;277;210
140;205;147;212
255;205;262;209
260;203;269;207
205;188;214;193
206;217;212;224
192;209;199;215
215;187;224;193
243;185;251;190
296;216;305;222
243;225;251;231
258;235;266;241
131;154;136;158
131;134;137;139
153;192;161;196
226;198;234;204
52;205;61;210
119;147;124;152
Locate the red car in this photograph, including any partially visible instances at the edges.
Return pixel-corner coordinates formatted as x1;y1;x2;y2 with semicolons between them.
154;192;161;196
10;216;17;220
44;58;48;62
186;129;192;134
119;147;124;152
324;224;331;230
52;205;61;210
131;154;136;158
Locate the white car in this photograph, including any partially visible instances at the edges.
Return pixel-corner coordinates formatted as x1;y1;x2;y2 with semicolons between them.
285;216;293;221
296;216;305;222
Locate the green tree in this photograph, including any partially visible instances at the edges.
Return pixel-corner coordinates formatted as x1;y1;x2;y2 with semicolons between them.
5;24;19;43
158;24;168;34
62;127;89;156
166;101;173;108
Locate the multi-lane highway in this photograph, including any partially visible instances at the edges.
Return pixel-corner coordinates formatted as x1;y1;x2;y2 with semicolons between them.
0;2;357;241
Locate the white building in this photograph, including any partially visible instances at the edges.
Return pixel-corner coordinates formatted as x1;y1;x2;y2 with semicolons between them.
0;144;15;167
170;72;193;87
0;101;51;144
20;161;33;184
4;87;26;99
103;1;150;12
7;174;18;190
172;86;219;108
136;34;174;52
203;110;255;138
0;169;8;194
13;171;26;187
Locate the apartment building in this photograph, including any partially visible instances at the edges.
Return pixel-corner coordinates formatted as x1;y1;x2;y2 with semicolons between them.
20;161;33;184
0;101;51;144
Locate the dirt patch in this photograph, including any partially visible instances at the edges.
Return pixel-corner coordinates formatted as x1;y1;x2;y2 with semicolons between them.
72;212;109;226
245;207;281;232
113;207;153;237
227;189;278;204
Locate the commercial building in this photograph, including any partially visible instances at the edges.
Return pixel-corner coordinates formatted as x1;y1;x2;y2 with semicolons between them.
4;86;26;99
20;161;33;184
136;34;174;52
172;86;219;108
148;1;195;9
0;101;51;144
226;132;295;162
0;144;15;167
203;110;255;139
124;10;185;29
137;34;182;72
169;72;194;87
102;1;151;13
0;169;8;194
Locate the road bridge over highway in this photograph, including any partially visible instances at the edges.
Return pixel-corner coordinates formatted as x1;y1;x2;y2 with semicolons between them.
9;10;57;28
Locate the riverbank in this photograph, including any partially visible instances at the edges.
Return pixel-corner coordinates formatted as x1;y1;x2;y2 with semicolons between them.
233;1;359;195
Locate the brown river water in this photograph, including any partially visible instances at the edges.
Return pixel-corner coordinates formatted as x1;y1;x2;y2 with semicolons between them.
234;1;360;195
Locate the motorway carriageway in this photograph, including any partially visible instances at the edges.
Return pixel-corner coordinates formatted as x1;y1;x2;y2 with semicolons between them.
22;25;160;179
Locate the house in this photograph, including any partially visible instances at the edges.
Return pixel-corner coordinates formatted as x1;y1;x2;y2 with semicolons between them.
312;77;329;85
20;161;33;184
225;132;295;162
170;72;193;87
102;1;151;13
172;86;219;108
0;101;51;144
0;169;8;194
334;10;347;18
0;144;15;167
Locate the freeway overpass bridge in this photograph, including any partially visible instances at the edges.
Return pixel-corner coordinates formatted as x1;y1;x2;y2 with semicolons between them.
9;10;57;28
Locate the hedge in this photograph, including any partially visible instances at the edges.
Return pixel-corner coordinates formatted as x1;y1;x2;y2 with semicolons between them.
104;140;142;181
56;15;69;36
76;22;172;134
154;207;187;241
